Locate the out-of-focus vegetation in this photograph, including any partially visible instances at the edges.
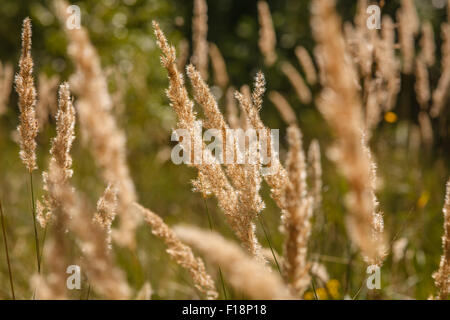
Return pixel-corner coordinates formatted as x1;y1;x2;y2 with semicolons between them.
0;0;449;299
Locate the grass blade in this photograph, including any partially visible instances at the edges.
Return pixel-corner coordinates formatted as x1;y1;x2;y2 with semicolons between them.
0;197;15;300
202;196;228;299
28;171;41;273
258;214;282;276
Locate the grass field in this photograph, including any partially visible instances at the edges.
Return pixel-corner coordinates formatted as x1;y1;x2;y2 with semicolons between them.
0;0;449;300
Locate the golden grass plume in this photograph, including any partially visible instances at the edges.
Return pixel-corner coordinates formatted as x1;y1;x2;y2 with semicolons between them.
174;225;295;300
14;17;38;173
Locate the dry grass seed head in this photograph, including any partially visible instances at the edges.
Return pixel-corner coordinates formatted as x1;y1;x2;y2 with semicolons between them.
295;46;317;85
155;22;264;259
175;225;295;300
55;0;140;248
192;0;209;80
281;62;312;104
311;0;387;265
15;17;38;172
0;61;13;115
209;43;229;88
269;91;297;126
257;1;277;66
432;179;450;300
135;203;218;299
307;139;322;210
281;125;313;295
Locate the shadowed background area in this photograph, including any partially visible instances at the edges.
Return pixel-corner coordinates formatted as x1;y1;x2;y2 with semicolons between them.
0;0;449;300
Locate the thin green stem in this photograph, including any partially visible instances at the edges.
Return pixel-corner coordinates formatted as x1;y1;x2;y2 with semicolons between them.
311;277;319;300
0;198;15;300
202;196;228;300
352;280;365;300
38;225;47;269
29;171;41;274
258;214;282;276
86;284;91;300
202;197;214;231
344;246;354;296
218;267;227;300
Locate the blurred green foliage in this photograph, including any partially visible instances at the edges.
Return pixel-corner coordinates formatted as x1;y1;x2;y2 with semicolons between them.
0;0;449;300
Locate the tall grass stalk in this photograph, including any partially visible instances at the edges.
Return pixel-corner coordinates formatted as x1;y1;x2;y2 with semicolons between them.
14;17;41;274
29;172;40;273
310;277;318;300
259;214;282;275
38;226;47;268
0;198;15;299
